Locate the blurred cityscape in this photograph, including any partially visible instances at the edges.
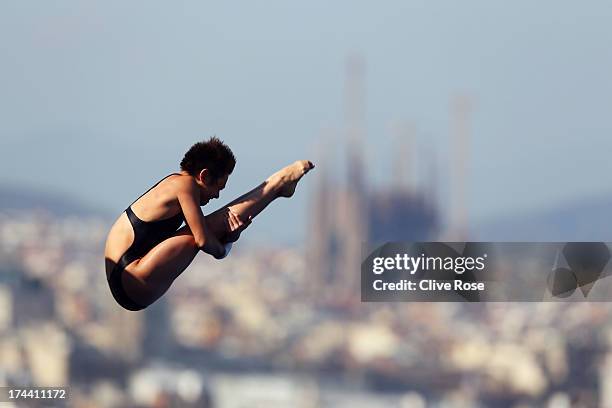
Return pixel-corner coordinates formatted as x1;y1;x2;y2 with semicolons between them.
2;57;612;408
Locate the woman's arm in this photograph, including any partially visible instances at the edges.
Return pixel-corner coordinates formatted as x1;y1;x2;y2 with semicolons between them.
176;180;226;259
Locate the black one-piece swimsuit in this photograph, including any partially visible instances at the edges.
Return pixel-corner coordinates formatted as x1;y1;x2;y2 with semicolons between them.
108;174;185;311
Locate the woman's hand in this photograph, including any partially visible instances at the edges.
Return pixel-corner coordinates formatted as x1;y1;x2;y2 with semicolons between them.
224;210;252;243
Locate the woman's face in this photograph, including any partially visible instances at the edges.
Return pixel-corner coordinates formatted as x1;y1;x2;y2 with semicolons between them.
200;173;228;205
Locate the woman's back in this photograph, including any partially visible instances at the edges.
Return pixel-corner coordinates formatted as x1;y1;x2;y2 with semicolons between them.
104;173;186;272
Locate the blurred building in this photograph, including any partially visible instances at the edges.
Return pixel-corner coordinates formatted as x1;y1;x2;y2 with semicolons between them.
308;56;439;303
13;276;55;326
0;285;12;332
129;366;212;408
143;296;177;359
21;323;71;386
0;258;55;328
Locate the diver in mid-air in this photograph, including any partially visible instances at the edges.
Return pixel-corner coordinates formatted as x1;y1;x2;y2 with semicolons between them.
104;137;314;311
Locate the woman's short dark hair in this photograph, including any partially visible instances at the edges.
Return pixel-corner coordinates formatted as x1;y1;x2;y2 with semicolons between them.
180;137;236;179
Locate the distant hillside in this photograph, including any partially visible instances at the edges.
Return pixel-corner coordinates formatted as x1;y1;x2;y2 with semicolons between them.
475;194;612;241
0;184;110;218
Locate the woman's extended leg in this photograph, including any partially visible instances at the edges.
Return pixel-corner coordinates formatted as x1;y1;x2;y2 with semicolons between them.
205;160;314;239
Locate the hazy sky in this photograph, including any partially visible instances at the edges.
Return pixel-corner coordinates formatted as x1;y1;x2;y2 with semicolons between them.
2;1;612;245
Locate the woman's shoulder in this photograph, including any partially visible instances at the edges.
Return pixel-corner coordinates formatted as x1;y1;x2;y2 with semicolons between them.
169;172;197;190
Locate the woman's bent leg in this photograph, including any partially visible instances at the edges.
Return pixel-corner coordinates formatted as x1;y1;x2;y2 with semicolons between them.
122;225;199;306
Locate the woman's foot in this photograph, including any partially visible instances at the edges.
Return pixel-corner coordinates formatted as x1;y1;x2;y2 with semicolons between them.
269;160;315;198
